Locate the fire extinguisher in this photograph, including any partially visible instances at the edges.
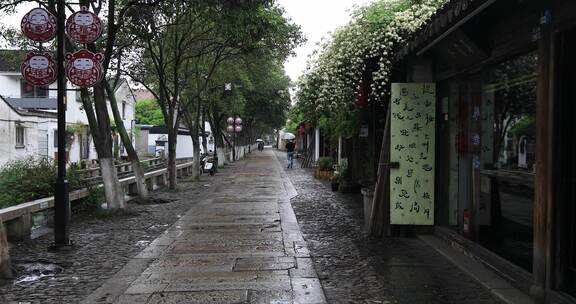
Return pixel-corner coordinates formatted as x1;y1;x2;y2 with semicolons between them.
463;209;471;237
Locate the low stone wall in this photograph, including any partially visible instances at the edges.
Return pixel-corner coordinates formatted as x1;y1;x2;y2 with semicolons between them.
0;219;11;279
0;162;194;245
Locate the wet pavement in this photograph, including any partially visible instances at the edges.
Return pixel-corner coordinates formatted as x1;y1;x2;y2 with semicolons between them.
1;149;504;304
0;172;221;304
276;150;501;304
82;149;326;304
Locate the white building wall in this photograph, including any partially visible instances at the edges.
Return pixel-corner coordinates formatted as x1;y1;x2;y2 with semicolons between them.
0;99;57;166
147;133;194;159
0;74;21;98
0;73;138;165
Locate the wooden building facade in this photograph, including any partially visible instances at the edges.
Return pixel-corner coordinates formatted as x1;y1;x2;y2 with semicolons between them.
397;0;576;302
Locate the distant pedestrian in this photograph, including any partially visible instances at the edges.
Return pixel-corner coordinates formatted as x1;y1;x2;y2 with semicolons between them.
258;141;264;151
285;140;296;169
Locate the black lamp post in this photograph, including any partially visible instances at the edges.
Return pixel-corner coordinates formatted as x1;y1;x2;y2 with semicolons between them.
52;0;71;249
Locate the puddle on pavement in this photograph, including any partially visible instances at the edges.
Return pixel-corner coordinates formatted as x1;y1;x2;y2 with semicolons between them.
135;240;151;248
147;224;170;231
13;261;64;287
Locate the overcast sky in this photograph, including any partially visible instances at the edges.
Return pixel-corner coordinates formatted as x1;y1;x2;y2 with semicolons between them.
277;0;374;82
1;1;375;82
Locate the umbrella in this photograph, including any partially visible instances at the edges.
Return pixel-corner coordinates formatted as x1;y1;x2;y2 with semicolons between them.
256;139;264;142
282;132;296;140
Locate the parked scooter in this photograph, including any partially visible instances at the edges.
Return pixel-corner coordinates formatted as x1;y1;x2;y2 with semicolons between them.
200;152;215;176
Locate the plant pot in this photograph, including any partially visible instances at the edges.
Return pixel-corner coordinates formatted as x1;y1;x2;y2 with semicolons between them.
338;179;352;193
361;187;375;231
314;169;334;181
331;181;339;191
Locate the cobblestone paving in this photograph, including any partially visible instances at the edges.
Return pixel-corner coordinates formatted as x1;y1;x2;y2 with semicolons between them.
81;149;325;304
277;151;501;304
0;173;223;304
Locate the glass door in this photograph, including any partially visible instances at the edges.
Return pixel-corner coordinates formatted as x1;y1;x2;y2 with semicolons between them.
556;27;576;298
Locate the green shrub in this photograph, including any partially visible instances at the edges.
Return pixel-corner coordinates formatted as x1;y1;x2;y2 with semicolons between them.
0;157;90;209
317;156;334;171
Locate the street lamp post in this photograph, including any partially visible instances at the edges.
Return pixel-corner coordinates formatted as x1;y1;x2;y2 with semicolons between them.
227;116;242;161
53;0;71;249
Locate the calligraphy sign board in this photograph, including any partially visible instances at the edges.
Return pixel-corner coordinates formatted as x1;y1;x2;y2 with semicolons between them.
390;83;436;225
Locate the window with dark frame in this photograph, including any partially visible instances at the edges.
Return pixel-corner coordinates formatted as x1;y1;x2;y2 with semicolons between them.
21;79;48;98
15;125;25;147
80;131;90;160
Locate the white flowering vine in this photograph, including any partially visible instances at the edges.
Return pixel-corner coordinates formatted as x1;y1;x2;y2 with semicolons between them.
294;0;447;128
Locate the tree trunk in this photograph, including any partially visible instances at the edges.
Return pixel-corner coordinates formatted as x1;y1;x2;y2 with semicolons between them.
191;136;201;181
167;127;178;189
0;220;12;279
183;107;201;181
201;107;209;154
100;157;125;209
105;83;148;199
209;113;227;167
90;85;125;209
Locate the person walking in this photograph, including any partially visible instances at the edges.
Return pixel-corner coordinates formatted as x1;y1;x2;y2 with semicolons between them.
285;139;296;169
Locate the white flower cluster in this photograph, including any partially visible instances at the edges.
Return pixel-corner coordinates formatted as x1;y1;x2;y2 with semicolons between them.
295;0;447;121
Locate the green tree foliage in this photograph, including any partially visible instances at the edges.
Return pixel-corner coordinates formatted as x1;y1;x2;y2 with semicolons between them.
135;99;164;126
206;53;293;142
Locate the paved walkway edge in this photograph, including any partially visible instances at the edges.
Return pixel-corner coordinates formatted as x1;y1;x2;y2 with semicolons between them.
418;235;537;304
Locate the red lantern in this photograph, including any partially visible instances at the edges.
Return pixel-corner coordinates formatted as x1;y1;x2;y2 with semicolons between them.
21;52;57;86
65;49;104;88
21;8;57;42
66;6;103;44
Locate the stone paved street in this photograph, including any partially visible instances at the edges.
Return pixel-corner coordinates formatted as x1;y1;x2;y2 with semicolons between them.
83;149;326;304
1;149;505;304
0;170;224;304
276;150;502;304
0;170;225;304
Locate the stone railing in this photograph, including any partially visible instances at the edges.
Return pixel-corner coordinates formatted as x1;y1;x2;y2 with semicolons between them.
77;157;165;183
0;161;194;243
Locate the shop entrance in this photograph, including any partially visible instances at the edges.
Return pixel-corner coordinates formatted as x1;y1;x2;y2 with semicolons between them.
556;27;576;298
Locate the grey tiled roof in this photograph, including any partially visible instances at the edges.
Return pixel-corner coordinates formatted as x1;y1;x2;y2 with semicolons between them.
5;97;57;109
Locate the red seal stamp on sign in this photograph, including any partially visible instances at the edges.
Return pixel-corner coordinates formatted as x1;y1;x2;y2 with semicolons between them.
20;52;57;86
65;49;104;88
66;6;103;44
21;8;57;42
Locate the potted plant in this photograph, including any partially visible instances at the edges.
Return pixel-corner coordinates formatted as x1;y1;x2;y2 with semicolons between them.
315;156;334;180
330;166;341;191
360;179;375;230
335;159;353;193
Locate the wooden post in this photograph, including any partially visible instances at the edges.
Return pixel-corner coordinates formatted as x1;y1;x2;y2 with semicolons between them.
314;127;320;162
0;220;12;278
532;8;553;301
368;102;391;237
